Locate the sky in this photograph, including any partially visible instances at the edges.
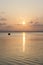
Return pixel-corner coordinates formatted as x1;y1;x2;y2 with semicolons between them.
0;0;43;31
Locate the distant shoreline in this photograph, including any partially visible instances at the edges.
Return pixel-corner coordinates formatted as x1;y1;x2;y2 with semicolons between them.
0;31;43;33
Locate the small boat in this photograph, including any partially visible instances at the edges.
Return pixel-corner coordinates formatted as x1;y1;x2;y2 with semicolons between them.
8;33;10;35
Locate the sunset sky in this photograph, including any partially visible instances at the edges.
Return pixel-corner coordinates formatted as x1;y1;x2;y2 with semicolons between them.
0;0;43;31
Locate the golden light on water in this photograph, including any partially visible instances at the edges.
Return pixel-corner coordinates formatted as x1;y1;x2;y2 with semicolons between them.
23;32;25;52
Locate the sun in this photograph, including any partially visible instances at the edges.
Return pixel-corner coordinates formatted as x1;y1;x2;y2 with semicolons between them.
22;20;26;25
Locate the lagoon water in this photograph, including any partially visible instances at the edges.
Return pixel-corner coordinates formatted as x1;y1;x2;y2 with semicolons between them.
0;32;43;65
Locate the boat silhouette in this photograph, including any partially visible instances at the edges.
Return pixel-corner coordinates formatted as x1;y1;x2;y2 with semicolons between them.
8;33;10;35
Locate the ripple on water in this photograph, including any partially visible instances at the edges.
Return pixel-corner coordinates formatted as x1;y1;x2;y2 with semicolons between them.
0;56;43;65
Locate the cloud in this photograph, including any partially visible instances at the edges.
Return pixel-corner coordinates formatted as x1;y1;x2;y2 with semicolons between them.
0;21;43;31
0;16;43;31
0;23;14;31
0;11;5;15
0;23;7;26
0;11;7;21
0;17;7;21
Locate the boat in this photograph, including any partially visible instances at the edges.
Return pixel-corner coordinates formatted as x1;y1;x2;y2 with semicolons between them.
8;33;10;35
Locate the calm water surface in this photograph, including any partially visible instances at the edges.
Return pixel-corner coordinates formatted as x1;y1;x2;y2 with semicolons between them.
0;32;43;65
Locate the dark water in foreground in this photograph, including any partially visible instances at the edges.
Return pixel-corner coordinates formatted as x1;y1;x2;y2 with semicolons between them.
0;32;43;65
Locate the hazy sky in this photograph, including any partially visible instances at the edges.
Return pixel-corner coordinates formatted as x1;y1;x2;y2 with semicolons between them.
0;0;43;31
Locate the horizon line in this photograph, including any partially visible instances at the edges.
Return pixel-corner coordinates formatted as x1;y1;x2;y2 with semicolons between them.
0;31;43;33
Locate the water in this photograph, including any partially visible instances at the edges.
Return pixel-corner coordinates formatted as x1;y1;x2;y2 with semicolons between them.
0;32;43;65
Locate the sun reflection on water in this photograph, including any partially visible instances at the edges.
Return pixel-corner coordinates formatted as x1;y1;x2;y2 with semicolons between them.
23;32;25;52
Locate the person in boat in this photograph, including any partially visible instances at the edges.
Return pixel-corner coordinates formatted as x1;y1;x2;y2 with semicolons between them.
8;33;10;35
